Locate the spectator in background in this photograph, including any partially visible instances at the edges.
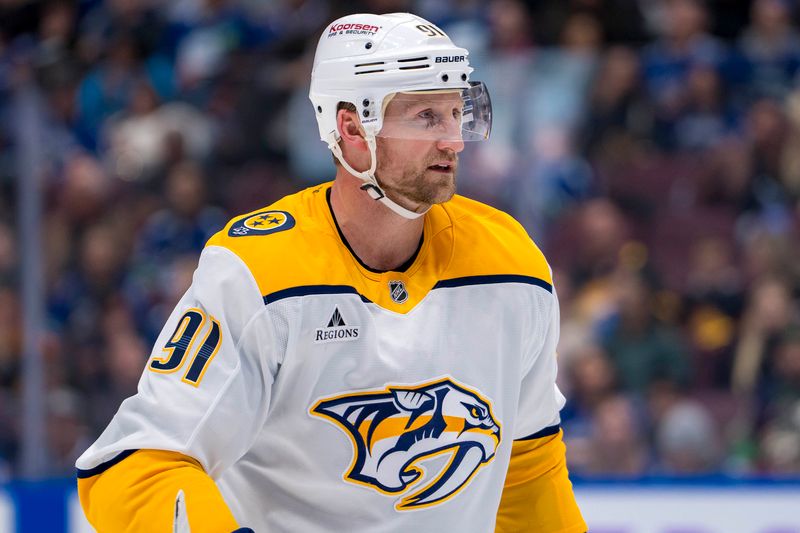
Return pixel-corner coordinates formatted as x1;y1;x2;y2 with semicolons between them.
459;0;536;205
733;276;796;404
126;161;225;340
104;80;214;183
66;296;147;437
740;96;800;233
7;1;85;178
531;0;648;46
75;30;174;150
512;128;595;243
685;237;743;315
131;160;224;266
45;387;90;476
526;11;602;138
740;226;795;284
759;330;800;473
510;11;601;239
555;198;630;286
94;301;150;424
253;0;331;43
34;0;76;66
601;267;690;396
580;394;649;475
561;344;618;435
43;224;132;471
654;395;722;473
673;63;739;151
166;0;263;101
642;0;728;149
49;222;127;340
698;136;755;209
738;0;800;100
78;0;167;67
684;237;742;388
583;45;653;158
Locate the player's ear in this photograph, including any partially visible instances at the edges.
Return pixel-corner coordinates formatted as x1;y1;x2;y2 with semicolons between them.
337;108;367;150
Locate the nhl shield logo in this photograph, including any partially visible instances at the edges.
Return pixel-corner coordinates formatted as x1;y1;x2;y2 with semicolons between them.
389;280;408;304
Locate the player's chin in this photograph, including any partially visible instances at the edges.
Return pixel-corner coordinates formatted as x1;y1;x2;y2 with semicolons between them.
423;172;457;203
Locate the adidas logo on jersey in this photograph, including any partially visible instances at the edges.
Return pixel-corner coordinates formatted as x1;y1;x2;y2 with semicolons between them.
315;307;360;343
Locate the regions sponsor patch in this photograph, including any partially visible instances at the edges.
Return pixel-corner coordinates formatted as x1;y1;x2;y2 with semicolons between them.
228;211;295;237
315;307;360;344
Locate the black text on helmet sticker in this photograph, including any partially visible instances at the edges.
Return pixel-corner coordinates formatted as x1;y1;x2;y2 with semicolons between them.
435;56;465;63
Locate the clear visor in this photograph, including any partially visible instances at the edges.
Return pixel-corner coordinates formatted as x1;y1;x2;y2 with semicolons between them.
376;81;492;142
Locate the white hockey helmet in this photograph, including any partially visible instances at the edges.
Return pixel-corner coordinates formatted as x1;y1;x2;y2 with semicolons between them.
310;12;492;219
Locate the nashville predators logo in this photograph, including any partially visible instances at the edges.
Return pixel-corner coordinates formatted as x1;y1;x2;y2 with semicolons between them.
228;210;295;237
310;377;501;511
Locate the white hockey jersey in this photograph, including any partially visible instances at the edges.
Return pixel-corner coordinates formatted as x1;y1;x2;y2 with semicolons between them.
76;182;567;532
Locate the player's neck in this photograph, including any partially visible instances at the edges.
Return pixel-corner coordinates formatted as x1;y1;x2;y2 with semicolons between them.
330;174;425;272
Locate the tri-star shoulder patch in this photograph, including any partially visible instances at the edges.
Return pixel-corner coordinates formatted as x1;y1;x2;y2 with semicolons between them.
228;210;296;237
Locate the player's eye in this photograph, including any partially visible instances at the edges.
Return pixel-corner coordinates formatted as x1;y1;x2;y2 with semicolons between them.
418;109;436;124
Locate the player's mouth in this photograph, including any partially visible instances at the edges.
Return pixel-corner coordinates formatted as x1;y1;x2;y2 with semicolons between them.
427;161;455;173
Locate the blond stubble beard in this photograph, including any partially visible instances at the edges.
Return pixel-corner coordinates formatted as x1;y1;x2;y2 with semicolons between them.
374;141;457;209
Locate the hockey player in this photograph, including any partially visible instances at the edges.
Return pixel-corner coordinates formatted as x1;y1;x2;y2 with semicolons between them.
76;12;586;532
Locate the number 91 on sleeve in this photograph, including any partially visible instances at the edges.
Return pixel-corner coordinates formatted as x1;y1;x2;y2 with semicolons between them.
148;308;222;387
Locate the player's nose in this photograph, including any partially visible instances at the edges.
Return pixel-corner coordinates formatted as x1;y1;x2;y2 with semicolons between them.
436;136;465;153
435;115;465;152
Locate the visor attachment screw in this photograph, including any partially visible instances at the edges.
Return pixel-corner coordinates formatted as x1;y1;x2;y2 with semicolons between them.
317;105;322;113
461;73;467;81
365;42;373;49
441;74;449;82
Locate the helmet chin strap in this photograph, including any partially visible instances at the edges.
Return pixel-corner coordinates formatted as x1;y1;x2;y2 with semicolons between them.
328;133;429;220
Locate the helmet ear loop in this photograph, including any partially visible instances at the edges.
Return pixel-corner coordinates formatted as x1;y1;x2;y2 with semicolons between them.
328;131;379;188
365;134;378;182
330;120;426;219
329;109;381;191
357;134;386;200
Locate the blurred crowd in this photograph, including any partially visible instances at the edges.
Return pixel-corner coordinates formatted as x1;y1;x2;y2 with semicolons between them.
0;0;799;480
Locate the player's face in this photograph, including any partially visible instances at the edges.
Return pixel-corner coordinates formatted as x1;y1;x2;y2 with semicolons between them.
375;92;466;209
